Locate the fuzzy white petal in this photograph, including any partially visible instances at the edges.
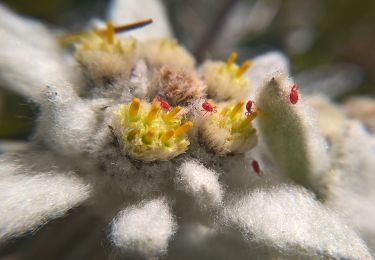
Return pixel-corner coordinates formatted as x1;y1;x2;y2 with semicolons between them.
110;198;177;258
176;161;223;208
0;150;92;241
324;120;375;250
223;185;371;259
0;4;55;49
256;73;330;190
108;0;172;40
0;29;72;102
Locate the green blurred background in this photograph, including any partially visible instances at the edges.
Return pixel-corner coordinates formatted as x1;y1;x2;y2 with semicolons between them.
1;0;374;140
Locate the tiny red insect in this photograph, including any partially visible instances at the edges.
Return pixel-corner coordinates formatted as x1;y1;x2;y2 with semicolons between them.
289;85;299;104
201;100;217;114
155;96;171;111
251;160;261;176
245;100;255;116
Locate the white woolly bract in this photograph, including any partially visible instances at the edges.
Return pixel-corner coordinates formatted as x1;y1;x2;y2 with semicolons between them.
256;73;330;190
0;29;72;102
223;185;372;259
324;120;375;249
143;38;196;69
202;61;250;101
176;161;223;207
0;4;56;51
0;151;91;241
35;85;102;157
109;0;172;41
110;199;176;257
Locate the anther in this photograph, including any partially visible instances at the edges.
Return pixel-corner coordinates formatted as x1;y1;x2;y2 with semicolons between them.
230;101;245;118
160;129;175;143
129;98;140;121
164;106;182;122
106;20;114;43
142;128;155;144
175;121;193;137
226;52;238;67
236;60;252;77
145;101;161;123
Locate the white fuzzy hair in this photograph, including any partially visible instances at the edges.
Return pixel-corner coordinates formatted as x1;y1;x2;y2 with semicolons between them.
110;198;176;258
223;185;371;259
256;73;330;192
0;150;92;241
176;160;224;208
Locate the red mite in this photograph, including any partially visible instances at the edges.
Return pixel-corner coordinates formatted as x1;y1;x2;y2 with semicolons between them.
245;100;255;116
201;101;217;114
156;96;171;111
251;160;261;176
289;85;299;104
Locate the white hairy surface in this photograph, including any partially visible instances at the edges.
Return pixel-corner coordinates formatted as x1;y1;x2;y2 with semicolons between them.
0;150;91;241
224;185;371;259
176;160;223;207
109;0;172;40
110;198;176;258
324;120;375;250
257;73;330;190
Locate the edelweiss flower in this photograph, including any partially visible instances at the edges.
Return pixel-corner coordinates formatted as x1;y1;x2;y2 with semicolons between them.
1;1;375;259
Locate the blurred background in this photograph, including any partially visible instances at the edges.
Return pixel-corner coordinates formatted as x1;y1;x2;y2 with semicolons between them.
0;0;374;258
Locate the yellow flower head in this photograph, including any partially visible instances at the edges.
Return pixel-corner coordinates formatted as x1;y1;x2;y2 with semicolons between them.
199;100;258;155
112;98;193;162
202;52;252;101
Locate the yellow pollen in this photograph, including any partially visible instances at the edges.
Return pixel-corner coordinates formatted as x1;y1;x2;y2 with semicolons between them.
142;128;155;144
160;129;175;143
127;129;139;142
230;101;245;118
236;60;252;77
106;20;115;44
129;98;140;120
146;101;161;123
175;121;193;137
164;106;182;122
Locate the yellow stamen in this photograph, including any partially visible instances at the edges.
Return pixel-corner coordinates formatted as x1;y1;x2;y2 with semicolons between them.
127;129;139;142
160;129;175;143
230;101;245;118
142;128;155;144
164;106;182;122
220;106;230;116
175;121;193;137
106;20;114;44
235;112;258;130
129;98;140;121
145;101;161;123
236;60;252;77
226;52;238;67
57;19;153;45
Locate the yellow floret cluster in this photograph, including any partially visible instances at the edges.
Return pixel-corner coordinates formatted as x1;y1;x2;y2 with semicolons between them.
203;52;251;101
112;98;193;162
199;100;258;155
